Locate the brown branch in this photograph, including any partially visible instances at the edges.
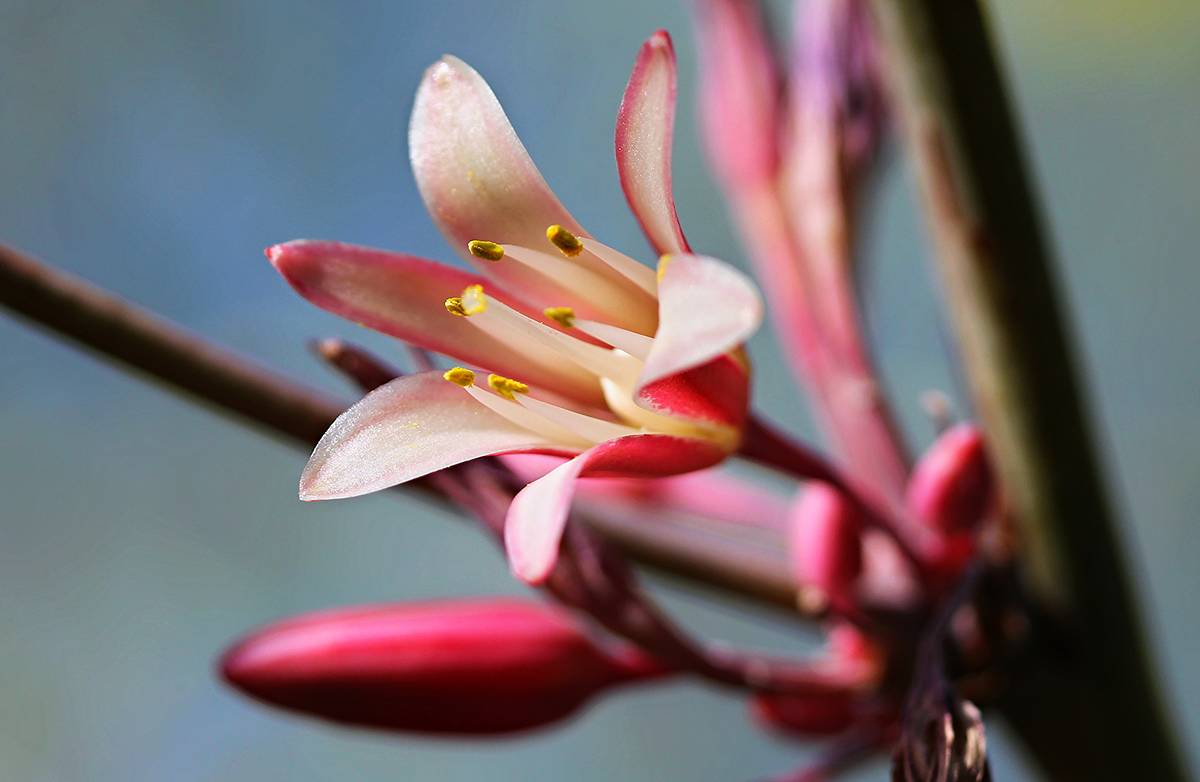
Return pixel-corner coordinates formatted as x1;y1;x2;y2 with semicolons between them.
867;2;1187;779
0;242;799;613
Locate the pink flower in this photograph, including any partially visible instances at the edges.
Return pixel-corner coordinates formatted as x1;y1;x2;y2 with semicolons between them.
220;600;664;735
268;32;763;584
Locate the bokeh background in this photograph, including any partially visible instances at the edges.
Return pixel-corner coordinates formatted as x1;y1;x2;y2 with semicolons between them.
2;1;1197;779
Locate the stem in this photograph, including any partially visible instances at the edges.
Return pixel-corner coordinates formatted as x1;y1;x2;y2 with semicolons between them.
867;2;1187;779
0;242;797;613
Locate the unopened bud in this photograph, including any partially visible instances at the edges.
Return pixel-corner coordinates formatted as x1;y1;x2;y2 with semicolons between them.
694;0;782;189
788;482;863;611
752;690;857;736
907;423;993;534
220;599;665;735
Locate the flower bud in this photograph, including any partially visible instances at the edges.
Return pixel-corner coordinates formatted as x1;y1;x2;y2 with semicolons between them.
220;599;664;735
788;482;863;611
694;0;783;189
907;423;994;534
752;690;857;736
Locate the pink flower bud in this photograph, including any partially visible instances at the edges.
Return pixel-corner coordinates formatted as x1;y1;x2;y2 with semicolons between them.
788;482;863;611
220;599;664;735
694;0;783;189
906;423;994;534
751;690;857;736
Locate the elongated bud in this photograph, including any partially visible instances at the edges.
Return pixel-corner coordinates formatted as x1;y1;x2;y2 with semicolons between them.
752;690;857;736
694;0;783;189
907;423;993;534
788;482;863;611
220;600;665;735
790;0;887;190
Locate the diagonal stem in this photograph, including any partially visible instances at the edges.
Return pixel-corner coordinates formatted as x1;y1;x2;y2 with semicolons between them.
0;242;799;613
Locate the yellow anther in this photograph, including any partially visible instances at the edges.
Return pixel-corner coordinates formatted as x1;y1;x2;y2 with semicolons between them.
656;254;673;283
468;240;505;261
487;373;529;400
443;367;476;387
546;224;583;257
543;306;576;328
444;296;468;317
461;283;488;315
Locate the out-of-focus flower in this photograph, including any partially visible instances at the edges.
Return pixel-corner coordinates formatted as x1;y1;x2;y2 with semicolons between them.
788;481;864;611
269;32;763;584
221;599;665;735
907;424;994;535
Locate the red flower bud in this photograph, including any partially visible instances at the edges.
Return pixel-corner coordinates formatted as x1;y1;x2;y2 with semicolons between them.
788;483;863;611
751;691;858;737
220;599;664;735
907;423;993;534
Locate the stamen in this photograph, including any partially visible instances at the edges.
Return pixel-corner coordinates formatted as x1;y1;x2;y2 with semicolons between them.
444;297;468;317
546;224;584;257
574;319;653;360
576;238;659;297
543;306;576;328
487;373;529;400
657;254;673;283
456;284;640;382
443;366;476;387
515;394;640;442
463;385;593;448
468;240;505;261
461;284;488;315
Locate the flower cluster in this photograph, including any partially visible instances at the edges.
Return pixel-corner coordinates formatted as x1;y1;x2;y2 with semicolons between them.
225;2;1000;779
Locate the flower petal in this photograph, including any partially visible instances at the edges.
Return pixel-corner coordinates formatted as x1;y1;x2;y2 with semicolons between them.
640;254;763;387
505;434;725;583
615;30;691;255
300;372;574;501
410;55;584;256
631;254;761;428
269;240;603;406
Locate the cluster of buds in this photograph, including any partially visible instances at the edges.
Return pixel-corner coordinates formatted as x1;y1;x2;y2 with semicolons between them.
224;1;1005;779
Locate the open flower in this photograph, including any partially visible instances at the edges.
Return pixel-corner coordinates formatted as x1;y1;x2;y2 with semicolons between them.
269;31;763;583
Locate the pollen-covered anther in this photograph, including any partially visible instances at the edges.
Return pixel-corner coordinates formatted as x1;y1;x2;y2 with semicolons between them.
443;367;476;387
460;284;488;315
487;373;529;400
546;225;584;257
543;306;576;328
468;240;505;261
444;296;469;317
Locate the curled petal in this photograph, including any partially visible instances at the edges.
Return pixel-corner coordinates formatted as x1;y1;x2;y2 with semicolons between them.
633;254;761;427
640;254;762;387
506;434;726;584
268;240;603;406
300;372;575;501
410;56;584;258
615;30;691;255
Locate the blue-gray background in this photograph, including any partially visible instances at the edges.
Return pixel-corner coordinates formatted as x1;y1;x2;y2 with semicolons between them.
1;1;1196;779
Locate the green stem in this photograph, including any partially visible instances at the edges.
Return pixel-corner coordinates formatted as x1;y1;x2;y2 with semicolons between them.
867;1;1187;778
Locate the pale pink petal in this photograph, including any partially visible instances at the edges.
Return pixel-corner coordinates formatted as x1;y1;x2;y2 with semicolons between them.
505;434;726;583
639;253;763;387
300;372;572;501
409;56;583;257
628;253;758;426
615;30;691;255
505;450;590;584
268;240;602;406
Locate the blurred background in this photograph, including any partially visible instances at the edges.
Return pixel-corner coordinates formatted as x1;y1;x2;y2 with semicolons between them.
1;1;1197;779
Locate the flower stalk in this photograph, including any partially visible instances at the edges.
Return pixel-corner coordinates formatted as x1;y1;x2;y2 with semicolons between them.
867;1;1187;778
